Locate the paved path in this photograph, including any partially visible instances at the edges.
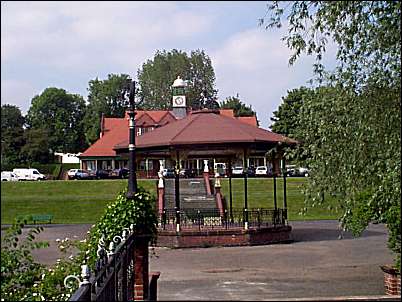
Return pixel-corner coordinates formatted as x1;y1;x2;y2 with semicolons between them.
1;221;395;300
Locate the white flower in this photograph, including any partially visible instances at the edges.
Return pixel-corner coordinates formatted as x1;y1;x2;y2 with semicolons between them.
80;239;86;243
33;293;38;297
59;245;65;249
33;283;38;287
65;237;69;241
41;274;46;279
56;238;61;242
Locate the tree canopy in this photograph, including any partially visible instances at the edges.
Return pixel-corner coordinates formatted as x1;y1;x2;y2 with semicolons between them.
1;105;25;166
137;49;217;110
83;74;131;145
262;1;401;269
26;87;87;153
220;95;256;117
270;87;313;138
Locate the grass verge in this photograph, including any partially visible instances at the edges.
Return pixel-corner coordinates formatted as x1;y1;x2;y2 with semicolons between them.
1;177;340;224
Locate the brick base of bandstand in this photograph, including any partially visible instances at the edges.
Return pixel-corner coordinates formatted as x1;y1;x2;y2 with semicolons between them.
156;225;293;248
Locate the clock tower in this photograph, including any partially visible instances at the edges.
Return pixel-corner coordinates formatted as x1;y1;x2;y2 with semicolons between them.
172;76;187;119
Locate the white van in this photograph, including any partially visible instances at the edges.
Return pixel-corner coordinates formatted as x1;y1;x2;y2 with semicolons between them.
1;171;19;181
12;168;46;181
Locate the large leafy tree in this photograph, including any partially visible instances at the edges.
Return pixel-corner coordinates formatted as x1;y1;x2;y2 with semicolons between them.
20;128;52;164
1;104;25;166
137;49;217;110
26;88;87;154
84;74;131;145
220;95;256;117
270;87;313;138
261;1;401;269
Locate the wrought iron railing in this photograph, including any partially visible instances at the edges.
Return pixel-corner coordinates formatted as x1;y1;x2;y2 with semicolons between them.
65;226;156;301
158;208;287;231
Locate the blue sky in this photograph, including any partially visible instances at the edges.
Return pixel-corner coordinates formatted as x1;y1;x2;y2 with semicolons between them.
1;1;337;129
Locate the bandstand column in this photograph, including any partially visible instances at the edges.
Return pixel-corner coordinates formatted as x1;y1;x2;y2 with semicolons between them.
228;158;233;222
282;159;288;224
175;151;180;232
243;149;248;230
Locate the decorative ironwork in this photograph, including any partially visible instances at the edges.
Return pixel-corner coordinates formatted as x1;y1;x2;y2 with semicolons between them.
68;228;141;301
159;207;287;231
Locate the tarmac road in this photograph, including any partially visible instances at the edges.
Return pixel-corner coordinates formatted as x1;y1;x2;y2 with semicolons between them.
1;220;395;300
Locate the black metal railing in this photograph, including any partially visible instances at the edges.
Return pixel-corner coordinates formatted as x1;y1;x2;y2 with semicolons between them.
158;208;287;231
67;228;155;301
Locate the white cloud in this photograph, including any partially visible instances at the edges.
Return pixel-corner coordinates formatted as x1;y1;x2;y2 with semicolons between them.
1;1;338;130
1;1;214;72
211;27;322;128
1;79;40;114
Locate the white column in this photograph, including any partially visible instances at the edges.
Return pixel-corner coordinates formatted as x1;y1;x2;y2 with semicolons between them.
203;160;209;173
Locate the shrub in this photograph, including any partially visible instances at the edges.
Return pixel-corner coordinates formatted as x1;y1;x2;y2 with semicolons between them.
1;221;49;301
0;186;158;301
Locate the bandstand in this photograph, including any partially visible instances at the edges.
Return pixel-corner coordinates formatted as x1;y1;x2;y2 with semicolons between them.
114;109;297;248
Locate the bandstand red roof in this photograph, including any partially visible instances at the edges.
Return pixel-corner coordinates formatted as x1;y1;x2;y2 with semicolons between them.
114;110;296;150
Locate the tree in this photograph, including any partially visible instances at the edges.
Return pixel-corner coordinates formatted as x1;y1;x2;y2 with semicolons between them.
20;128;52;164
84;74;131;145
220;95;256;117
270;87;313;138
137;49;217;110
1;105;25;166
261;1;401;270
26;88;87;154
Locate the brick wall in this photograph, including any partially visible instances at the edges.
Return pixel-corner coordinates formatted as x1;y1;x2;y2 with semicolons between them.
134;237;149;300
381;265;401;296
156;226;292;248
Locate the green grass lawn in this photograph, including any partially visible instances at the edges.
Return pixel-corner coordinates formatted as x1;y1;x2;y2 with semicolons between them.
220;177;340;221
1;177;341;224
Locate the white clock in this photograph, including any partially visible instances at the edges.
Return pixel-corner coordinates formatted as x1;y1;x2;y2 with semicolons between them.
173;95;186;107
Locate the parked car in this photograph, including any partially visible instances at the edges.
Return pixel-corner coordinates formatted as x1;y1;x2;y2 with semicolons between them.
286;165;309;177
179;168;196;178
109;168;129;179
214;163;226;177
245;166;256;177
162;168;175;178
1;171;19;181
95;169;110;179
231;166;244;177
67;169;90;180
13;168;46;181
255;166;269;176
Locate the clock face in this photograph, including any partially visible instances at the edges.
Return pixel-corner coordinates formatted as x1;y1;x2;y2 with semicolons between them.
173;96;185;107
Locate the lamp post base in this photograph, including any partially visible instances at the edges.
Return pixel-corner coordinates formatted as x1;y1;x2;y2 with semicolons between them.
126;191;136;199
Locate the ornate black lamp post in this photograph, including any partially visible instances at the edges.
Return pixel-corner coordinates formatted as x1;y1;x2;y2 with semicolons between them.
126;80;138;199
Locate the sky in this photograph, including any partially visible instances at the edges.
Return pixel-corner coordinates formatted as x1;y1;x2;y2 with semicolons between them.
1;1;337;129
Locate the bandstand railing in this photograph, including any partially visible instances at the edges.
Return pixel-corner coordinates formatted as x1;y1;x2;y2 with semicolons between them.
158;208;287;231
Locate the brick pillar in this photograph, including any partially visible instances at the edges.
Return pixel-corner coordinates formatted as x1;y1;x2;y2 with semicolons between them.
157;170;165;217
203;172;211;195
158;187;164;216
381;265;401;296
134;236;149;300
